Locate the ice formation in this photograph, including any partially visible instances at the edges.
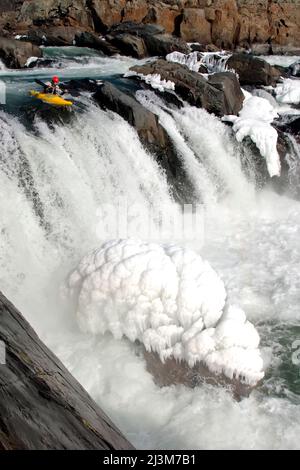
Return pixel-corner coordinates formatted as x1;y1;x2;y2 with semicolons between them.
166;51;202;72
166;51;230;74
67;239;264;386
275;78;300;105
125;71;175;92
25;57;39;68
224;95;281;178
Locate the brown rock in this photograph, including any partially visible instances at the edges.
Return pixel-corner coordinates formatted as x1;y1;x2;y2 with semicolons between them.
108;33;147;58
180;8;212;44
94;81;187;199
143;4;181;34
131;58;244;116
89;0;125;30
0;36;42;68
143;349;255;400
227;53;281;86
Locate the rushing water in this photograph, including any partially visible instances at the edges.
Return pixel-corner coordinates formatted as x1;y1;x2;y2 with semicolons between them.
0;47;300;449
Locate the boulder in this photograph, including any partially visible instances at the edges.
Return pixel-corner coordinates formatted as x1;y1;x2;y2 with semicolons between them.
0;36;42;68
25;26;79;46
0;291;133;450
94;81;173;162
75;32;119;56
280;116;300;137
142;3;181;34
107;21;188;57
131;59;244;116
107;33;147;59
143;349;253;400
19;0;92;29
94;81;189;201
226;53;281;86
1;1;300;52
143;32;189;57
108;21;165;37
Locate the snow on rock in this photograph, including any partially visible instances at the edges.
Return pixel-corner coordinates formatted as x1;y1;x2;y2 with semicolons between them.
142;74;175;92
25;56;39;68
166;51;202;72
275;78;300;105
166;51;231;74
224;95;281;178
125;71;175;92
67;239;264;386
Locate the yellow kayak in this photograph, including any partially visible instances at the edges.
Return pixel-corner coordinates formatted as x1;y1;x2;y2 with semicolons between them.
30;90;73;107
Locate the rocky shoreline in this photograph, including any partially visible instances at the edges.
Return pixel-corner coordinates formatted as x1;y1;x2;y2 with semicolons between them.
1;1;300;52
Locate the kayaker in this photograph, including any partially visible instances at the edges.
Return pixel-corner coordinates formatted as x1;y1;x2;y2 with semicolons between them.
43;76;62;95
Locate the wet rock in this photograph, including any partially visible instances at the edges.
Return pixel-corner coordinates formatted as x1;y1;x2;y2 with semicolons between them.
0;291;133;450
0;36;42;68
143;348;255;401
94;81;191;202
107;33;147;59
107;21;188;57
180;8;212;44
19;0;93;30
190;43;220;53
131;59;244;116
143;32;189;57
75;32;119;56
226;53;281;86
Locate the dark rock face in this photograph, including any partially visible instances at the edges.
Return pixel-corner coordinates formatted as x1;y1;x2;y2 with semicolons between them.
0;291;133;450
131;59;244;116
26;26;79;46
143;32;189;57
107;33;147;59
94;82;178;173
0;37;42;68
1;1;300;52
143;349;254;400
106;21;189;58
279;116;300;138
95;82;169;151
290;61;300;77
226;53;281;86
75;32;119;56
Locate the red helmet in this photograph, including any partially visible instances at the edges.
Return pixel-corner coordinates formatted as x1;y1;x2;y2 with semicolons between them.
52;76;59;84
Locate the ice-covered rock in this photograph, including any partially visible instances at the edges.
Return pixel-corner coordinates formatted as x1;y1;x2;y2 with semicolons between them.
224;95;281;178
67;239;264;387
275;78;300;105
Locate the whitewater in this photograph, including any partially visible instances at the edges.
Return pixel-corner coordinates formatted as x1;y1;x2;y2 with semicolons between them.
0;48;300;449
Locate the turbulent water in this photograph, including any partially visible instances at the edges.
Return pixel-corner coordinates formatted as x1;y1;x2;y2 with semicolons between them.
0;48;300;449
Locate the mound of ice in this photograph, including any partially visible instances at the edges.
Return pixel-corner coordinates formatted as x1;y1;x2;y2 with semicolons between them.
67;239;264;386
224;95;281;178
275;78;300;105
